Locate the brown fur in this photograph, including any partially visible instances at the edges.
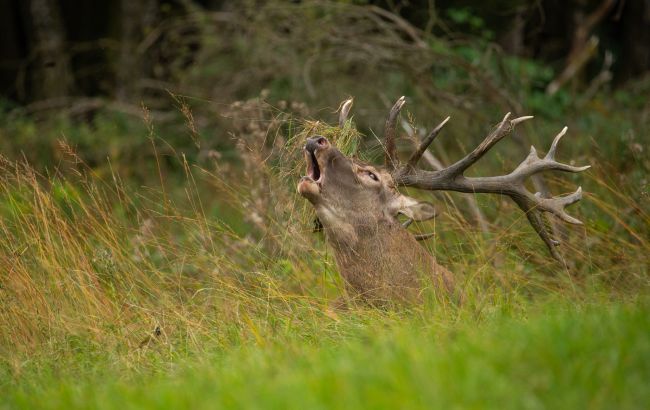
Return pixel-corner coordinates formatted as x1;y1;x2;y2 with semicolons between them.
298;136;454;305
326;215;454;305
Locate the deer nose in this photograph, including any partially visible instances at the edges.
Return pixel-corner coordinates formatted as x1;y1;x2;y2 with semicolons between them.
305;136;329;153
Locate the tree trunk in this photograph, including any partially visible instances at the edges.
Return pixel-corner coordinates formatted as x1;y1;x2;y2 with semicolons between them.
617;0;650;82
115;0;157;102
29;0;74;100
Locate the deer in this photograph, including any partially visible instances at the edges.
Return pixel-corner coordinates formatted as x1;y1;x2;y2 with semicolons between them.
297;97;590;305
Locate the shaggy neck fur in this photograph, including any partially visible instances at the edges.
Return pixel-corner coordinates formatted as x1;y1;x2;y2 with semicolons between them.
317;207;453;305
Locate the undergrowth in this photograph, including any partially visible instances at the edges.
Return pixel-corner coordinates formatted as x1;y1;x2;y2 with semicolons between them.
0;94;648;408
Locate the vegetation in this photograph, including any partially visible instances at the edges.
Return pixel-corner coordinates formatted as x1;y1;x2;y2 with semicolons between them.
4;301;650;409
0;1;649;408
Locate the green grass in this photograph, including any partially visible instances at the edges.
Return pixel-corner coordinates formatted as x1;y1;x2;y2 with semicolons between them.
2;299;648;409
2;3;649;404
0;92;648;409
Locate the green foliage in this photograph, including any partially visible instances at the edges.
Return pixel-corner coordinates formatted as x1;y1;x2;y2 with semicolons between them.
0;90;647;406
2;300;649;409
447;7;494;40
0;2;648;407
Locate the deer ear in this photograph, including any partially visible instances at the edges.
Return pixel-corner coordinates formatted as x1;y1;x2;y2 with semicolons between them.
389;195;437;221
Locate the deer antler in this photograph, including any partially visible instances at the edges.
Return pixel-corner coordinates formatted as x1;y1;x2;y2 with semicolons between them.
338;98;354;128
385;98;590;260
384;96;406;169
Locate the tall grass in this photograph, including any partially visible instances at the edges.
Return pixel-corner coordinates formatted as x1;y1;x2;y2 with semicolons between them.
0;96;648;408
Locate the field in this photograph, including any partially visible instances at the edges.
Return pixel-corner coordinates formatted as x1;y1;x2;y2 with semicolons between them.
0;92;648;409
4;301;650;409
1;2;650;408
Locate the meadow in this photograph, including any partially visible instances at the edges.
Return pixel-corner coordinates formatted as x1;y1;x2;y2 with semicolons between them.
0;90;648;408
1;2;649;408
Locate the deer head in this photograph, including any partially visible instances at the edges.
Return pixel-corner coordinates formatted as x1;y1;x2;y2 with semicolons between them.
297;97;590;303
297;135;437;246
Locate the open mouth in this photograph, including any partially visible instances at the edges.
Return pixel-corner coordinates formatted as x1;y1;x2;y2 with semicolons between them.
306;151;321;182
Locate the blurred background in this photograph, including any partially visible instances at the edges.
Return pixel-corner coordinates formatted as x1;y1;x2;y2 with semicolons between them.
1;0;648;170
2;0;649;104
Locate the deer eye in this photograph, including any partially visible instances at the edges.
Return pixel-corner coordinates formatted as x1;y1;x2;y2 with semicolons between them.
367;171;379;181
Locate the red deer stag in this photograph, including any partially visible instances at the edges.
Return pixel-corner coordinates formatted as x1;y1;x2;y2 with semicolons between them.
297;97;589;304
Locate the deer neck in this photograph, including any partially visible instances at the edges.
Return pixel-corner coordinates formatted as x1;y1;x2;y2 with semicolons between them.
318;211;444;302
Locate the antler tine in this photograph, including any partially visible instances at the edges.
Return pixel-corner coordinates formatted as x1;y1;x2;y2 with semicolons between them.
515;187;583;259
415;232;435;241
401;217;435;241
385;96;406;169
512;115;534;125
545;126;567;160
393;114;590;261
338;98;354;128
407;116;450;168
511;127;591;179
443;113;535;177
535;187;584;225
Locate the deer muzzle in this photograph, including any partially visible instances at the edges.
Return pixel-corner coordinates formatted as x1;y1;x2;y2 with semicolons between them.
298;136;330;201
305;136;330;180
